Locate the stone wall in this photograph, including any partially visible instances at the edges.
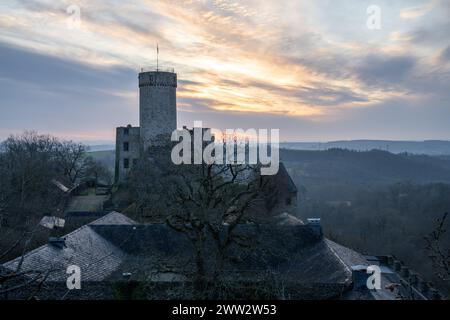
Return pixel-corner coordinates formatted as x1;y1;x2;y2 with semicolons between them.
115;126;140;183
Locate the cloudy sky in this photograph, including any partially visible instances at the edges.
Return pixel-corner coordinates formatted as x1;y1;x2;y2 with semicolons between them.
0;0;449;142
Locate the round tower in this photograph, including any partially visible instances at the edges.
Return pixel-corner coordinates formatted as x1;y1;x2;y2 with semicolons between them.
139;70;177;151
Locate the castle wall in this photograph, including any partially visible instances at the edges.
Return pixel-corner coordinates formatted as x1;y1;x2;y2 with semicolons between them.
115;126;140;183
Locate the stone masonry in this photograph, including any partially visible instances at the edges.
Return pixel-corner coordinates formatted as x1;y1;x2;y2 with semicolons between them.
115;70;177;183
139;71;177;150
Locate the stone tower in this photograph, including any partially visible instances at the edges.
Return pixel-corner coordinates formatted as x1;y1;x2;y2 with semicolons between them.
139;70;177;152
115;69;177;183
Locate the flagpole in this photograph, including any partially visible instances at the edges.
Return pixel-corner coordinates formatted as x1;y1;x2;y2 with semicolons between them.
157;44;159;72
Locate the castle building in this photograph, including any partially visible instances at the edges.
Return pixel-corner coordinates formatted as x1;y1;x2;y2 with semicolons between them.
2;211;441;300
115;69;177;183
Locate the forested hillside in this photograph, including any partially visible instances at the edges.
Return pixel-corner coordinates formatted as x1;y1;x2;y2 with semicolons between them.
281;140;450;155
282;148;450;201
281;149;450;296
90;147;450;295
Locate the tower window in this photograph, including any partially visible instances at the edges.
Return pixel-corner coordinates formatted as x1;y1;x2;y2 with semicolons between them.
124;158;130;169
123;142;129;152
124;128;129;136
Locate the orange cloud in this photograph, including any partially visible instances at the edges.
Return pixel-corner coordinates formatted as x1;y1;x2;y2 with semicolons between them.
0;0;438;123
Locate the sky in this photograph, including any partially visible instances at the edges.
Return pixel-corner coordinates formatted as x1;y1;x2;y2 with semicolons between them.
0;0;449;143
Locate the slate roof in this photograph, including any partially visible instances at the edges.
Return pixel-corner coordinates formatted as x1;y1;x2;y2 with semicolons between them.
3;211;430;300
3;212;136;282
78;223;353;285
326;239;369;274
3;212;350;288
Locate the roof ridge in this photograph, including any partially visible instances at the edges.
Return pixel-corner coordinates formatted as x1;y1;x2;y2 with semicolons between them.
325;239;352;283
88;211;137;225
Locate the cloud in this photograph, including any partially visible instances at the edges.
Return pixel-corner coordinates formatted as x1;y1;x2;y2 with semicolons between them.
0;43;138;141
0;0;449;141
399;0;436;19
440;46;450;62
355;55;417;88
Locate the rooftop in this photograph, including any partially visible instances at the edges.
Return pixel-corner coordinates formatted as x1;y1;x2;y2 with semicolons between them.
1;212;440;300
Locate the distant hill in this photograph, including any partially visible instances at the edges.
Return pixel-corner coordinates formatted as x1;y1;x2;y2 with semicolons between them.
91;148;450;191
281;140;450;155
87;144;115;152
89;140;450;155
281;148;450;200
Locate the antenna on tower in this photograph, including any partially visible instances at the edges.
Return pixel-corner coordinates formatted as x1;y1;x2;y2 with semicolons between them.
156;43;159;72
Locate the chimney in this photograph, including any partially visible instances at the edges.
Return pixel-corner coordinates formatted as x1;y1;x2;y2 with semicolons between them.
48;237;66;249
307;218;323;237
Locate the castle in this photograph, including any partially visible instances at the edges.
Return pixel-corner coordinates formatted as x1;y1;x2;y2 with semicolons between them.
115;68;299;217
115;68;177;182
1;69;443;301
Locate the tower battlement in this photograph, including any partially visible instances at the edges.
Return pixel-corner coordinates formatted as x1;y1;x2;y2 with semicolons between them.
138;71;177;88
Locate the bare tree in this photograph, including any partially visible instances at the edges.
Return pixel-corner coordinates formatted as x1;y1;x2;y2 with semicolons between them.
128;144;277;298
425;212;450;282
0;132;94;276
0;131;114;299
0;132;103;222
0;222;56;300
0;132;61;216
54;141;88;184
82;156;113;185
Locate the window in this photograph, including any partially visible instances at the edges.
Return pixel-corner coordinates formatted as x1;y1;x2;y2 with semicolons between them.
133;159;138;167
124;128;129;136
285;197;292;206
123;142;129;152
124;158;130;169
